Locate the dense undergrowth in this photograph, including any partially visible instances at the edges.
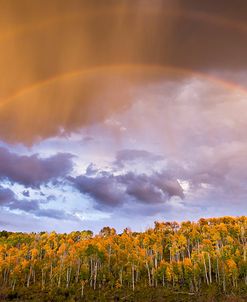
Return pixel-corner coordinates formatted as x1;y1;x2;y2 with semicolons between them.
0;285;246;301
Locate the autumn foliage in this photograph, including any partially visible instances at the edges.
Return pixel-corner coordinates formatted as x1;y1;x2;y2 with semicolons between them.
0;216;246;300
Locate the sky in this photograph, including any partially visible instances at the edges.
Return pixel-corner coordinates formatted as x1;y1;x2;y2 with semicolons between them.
0;0;247;233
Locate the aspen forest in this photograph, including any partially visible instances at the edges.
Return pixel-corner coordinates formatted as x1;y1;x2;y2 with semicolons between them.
0;216;246;301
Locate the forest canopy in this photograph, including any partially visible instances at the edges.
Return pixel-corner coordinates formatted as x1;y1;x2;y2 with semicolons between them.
0;216;246;301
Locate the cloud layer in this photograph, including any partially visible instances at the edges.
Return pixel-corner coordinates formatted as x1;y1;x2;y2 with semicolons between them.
0;147;73;187
0;186;73;220
71;161;184;210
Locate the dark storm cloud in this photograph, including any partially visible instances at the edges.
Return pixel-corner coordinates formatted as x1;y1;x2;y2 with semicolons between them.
0;186;73;220
71;173;125;207
119;172;184;202
70;168;184;209
0;147;73;188
0;0;247;143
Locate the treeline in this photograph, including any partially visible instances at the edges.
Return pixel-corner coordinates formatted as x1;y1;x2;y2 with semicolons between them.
0;216;246;299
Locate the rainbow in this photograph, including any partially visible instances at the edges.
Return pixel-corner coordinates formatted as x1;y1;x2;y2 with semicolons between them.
0;64;246;110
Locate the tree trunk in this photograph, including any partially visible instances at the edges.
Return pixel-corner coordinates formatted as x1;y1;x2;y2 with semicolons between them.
75;259;81;283
27;266;32;288
202;254;209;285
90;259;93;288
146;262;151;287
66;267;70;288
93;262;97;290
208;253;212;284
132;264;135;291
216;258;220;284
81;282;84;297
222;264;226;293
12;279;16;292
41;268;45;290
